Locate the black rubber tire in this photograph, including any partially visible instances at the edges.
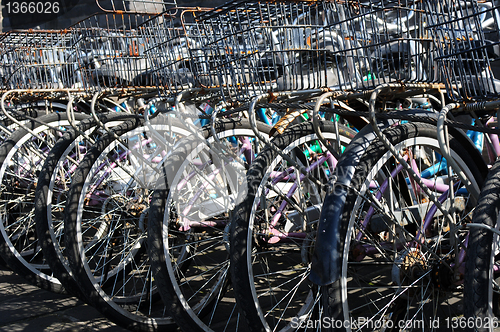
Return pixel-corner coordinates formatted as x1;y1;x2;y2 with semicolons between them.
0;111;88;293
323;122;486;331
230;121;356;332
0;101;77;271
34;113;142;299
464;159;500;332
148;118;272;332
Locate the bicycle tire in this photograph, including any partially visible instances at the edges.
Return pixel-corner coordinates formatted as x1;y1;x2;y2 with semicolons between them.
34;112;143;298
64;115;191;331
148;118;272;332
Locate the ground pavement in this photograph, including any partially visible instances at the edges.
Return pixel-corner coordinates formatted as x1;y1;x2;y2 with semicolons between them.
0;264;131;332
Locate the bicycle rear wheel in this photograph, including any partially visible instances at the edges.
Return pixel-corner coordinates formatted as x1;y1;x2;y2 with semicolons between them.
465;158;500;332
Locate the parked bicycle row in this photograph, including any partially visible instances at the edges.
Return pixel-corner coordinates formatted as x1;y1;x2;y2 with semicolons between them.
0;0;500;331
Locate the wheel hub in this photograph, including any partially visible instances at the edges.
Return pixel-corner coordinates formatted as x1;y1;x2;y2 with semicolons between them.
431;261;454;290
392;247;430;297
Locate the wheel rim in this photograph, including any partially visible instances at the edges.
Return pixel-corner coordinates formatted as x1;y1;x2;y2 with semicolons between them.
71;124;189;324
0;120;75;286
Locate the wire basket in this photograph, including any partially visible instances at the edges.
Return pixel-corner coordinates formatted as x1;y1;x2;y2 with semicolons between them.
0;30;79;90
196;0;433;102
96;0;177;14
139;7;216;97
425;0;500;101
71;12;157;92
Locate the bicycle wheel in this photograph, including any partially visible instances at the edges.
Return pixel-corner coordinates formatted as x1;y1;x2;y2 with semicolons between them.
148;118;272;332
323;122;486;331
64;115;190;331
0;112;88;293
34;113;149;298
465;158;500;332
0;101;50;270
230;121;355;332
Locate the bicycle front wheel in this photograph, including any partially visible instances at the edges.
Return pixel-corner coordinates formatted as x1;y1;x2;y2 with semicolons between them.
148;118;272;332
324;122;486;331
0;112;88;293
230;121;355;332
64;116;190;331
35;113;149;298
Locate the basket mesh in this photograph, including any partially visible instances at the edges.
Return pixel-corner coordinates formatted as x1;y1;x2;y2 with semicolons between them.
139;8;215;97
196;0;433;101
425;0;500;101
96;0;177;14
0;30;78;90
71;13;157;91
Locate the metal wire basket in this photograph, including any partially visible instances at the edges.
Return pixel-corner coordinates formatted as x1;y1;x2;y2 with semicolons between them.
0;30;79;90
139;7;216;97
425;0;500;101
71;12;157;92
196;0;433;102
96;0;177;15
